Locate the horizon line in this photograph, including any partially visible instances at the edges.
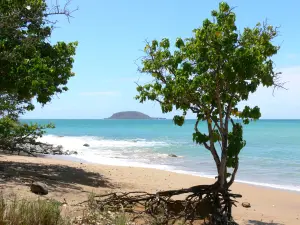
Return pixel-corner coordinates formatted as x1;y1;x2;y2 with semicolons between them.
20;118;300;120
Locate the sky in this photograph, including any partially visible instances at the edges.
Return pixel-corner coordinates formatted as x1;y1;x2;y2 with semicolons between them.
23;0;300;119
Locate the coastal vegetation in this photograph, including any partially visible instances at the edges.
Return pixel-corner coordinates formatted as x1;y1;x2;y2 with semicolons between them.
0;193;131;225
0;1;77;154
0;194;70;225
134;1;281;224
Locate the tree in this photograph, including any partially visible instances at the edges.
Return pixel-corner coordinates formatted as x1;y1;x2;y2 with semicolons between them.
136;2;280;223
0;0;77;153
0;92;54;155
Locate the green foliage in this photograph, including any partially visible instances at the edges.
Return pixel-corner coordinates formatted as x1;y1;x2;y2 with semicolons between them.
0;0;77;104
227;123;246;168
0;194;70;225
173;115;185;126
136;2;279;187
0;116;54;152
193;131;209;145
0;0;77;153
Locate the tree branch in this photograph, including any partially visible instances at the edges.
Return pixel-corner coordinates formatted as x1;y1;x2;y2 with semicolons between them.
227;159;239;187
44;0;78;23
206;119;221;171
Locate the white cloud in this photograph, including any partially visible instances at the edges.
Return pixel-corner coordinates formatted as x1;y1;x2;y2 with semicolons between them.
79;91;120;97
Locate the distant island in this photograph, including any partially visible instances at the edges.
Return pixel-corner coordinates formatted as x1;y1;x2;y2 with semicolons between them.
105;111;166;120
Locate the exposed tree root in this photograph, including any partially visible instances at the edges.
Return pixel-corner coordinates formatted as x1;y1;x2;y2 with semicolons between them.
78;183;242;225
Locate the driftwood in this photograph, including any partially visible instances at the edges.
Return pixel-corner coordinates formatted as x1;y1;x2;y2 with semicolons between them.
78;182;242;224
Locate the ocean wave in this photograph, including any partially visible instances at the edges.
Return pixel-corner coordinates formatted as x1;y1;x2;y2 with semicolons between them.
38;135;170;149
38;134;175;162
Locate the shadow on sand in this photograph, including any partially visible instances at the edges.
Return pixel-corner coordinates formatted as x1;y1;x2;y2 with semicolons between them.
246;220;284;225
0;158;112;191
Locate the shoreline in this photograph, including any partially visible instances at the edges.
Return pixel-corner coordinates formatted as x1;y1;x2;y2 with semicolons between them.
1;153;300;224
45;154;300;193
35;133;300;194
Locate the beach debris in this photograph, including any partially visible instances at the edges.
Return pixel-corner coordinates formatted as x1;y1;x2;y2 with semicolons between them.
30;181;48;195
62;198;68;207
78;183;243;224
242;202;251;208
83;143;90;147
168;154;178;157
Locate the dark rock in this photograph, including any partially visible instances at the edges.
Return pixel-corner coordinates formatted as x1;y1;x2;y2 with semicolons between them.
242;202;251;208
69;151;78;155
30;181;48;195
83;143;90;147
12;140;78;157
51;145;64;154
168;154;178;158
35;145;43;152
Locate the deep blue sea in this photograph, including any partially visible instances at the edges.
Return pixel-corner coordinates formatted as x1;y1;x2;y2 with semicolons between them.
21;119;300;192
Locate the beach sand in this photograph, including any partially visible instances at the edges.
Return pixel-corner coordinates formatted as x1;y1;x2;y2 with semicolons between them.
0;154;299;225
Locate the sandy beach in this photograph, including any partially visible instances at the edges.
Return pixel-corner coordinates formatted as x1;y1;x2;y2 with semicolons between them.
0;154;299;225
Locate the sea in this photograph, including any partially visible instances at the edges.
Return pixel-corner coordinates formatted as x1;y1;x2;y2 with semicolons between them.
21;119;300;192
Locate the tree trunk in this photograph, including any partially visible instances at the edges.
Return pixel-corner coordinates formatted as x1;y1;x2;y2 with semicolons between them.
210;159;235;224
209;187;235;225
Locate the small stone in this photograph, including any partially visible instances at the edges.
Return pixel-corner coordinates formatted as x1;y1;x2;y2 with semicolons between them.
168;154;178;157
30;181;48;195
69;151;78;155
242;202;251;208
83;143;90;147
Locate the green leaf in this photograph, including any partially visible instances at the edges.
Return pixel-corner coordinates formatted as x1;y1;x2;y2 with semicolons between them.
175;38;184;48
173;115;185;126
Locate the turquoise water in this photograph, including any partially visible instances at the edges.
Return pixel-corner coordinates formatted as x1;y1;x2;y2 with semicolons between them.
21;119;300;191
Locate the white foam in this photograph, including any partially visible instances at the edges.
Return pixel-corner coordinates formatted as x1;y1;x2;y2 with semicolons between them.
39;135;169;150
38;135;173;164
72;153;174;170
234;179;300;192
